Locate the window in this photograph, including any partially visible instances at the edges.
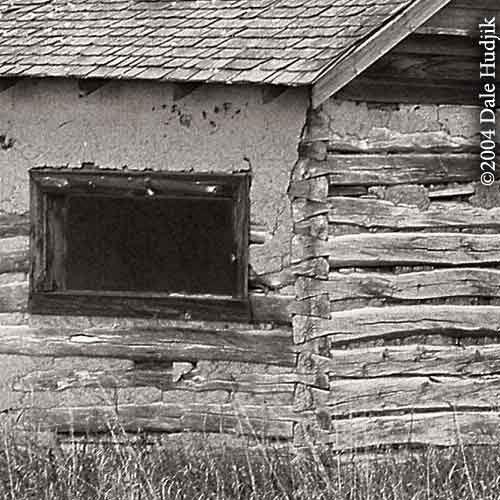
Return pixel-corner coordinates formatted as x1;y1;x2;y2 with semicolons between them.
29;169;250;321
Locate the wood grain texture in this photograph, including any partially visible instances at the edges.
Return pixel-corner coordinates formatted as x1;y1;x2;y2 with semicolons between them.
292;233;500;267
311;344;500;378
310;411;500;449
14;366;322;393
363;52;477;84
336;77;480;106
20;403;295;438
312;375;500;415
296;268;500;301
0;280;28;312
0;324;297;366
393;33;480;58
418;3;500;35
30;291;293;324
0;236;29;274
295;305;500;344
327;197;500;229
307;155;477;185
0;213;29;238
288;177;329;203
0;279;293;324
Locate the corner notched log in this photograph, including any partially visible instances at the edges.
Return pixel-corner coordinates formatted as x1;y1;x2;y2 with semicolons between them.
293;233;500;267
297;268;500;301
307;154;477;184
294;305;500;344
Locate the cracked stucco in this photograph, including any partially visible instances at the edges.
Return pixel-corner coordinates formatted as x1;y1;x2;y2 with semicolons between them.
307;99;492;152
0;78;309;276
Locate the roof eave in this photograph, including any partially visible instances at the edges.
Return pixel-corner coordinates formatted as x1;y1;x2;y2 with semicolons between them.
310;0;454;109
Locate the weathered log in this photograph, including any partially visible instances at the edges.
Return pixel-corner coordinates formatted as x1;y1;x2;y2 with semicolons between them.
312;375;500;415
311;411;500;449
307;155;477;184
363;52;477;85
310;344;500;378
428;184;476;198
288;177;329;202
419;3;500;35
294;305;500;344
31;291;292;324
0;280;27;312
291;294;330;319
0;324;297;366
0;276;294;324
14;366;321;393
19;402;296;439
393;34;480;58
296;268;500;301
327;197;500;229
338;79;478;106
0;213;29;238
292;233;500;267
249;293;294;323
0;236;29;274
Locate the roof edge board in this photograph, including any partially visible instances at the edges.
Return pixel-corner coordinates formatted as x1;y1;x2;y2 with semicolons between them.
310;0;453;109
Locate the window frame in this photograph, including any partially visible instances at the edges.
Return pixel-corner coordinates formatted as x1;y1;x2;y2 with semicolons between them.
29;168;250;321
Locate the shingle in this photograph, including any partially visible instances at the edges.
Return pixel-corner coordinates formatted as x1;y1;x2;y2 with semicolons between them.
0;0;413;85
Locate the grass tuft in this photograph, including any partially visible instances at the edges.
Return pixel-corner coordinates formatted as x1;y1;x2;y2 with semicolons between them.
1;422;500;499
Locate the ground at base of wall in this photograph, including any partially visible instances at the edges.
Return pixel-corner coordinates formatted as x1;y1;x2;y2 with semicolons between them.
0;424;499;500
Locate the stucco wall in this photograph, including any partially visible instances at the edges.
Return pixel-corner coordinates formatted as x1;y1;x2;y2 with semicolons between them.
0;78;309;433
1;78;308;273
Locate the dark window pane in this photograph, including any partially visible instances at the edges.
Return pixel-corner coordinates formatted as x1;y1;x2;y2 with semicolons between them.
66;195;235;295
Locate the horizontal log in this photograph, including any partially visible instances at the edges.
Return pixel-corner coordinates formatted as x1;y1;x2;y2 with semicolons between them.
295;305;500;344
419;4;500;35
292;233;500;267
308;154;478;184
311;344;500;378
0;213;29;238
393;34;480;58
364;52;477;84
428;184;475;198
0;236;29;274
0;277;294;324
327;197;500;229
312;411;500;449
288;177;329;202
297;268;500;301
312;375;500;415
19;403;295;439
0;324;297;366
339;77;481;106
0;280;27;312
14;366;323;393
31;291;292;324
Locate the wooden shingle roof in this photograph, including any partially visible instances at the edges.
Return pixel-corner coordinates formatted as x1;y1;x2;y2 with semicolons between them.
0;0;451;102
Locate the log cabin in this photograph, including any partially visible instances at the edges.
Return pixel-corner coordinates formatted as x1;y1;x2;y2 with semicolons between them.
0;0;499;450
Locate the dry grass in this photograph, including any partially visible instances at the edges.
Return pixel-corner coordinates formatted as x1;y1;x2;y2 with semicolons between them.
1;423;500;500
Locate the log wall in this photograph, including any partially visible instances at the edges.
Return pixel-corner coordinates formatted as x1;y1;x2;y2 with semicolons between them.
292;92;500;450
